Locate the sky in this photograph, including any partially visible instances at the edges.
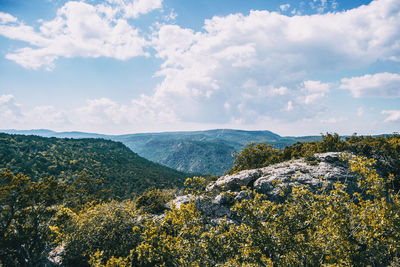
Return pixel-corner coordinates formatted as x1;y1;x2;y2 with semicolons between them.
0;0;399;136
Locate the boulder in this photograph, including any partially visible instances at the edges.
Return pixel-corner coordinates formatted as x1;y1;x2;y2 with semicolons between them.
207;169;262;192
206;152;358;199
253;152;358;199
168;194;193;209
171;152;361;223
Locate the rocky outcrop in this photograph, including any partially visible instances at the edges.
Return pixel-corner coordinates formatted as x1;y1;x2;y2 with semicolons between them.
208;152;357;197
207;169;263;191
170;152;360;223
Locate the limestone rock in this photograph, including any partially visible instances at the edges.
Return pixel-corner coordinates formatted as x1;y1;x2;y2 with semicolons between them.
207;169;262;192
171;152;360;223
253;152;358;198
207;152;358;198
168;194;193;209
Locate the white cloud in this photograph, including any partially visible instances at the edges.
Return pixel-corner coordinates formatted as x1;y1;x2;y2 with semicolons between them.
286;101;294;111
320;116;348;124
339;72;400;98
133;0;400;127
280;4;290;12
308;0;339;13
2;0;400;134
0;94;15;104
26;106;70;125
301;80;330;104
357;107;364;116
74;97;178;128
0;12;17;24
0;94;22;122
107;0;163;19
0;94;69;127
270;86;289;96
382;110;400;122
309;0;331;13
1;93;397;135
0;0;161;70
163;9;177;22
76;98;130;125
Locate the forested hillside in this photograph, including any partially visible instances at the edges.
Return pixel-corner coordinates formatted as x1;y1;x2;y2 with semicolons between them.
107;129;322;175
1;129;322;175
0;133;188;197
1;133;400;266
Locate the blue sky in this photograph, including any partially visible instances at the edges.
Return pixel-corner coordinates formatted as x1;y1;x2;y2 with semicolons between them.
0;0;399;135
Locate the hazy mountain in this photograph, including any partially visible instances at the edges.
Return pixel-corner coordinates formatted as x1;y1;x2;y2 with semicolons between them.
0;129;322;175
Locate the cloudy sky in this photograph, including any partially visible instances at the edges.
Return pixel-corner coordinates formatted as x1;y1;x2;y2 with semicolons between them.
0;0;399;135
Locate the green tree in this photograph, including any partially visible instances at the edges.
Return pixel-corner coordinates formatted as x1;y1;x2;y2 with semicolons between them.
135;188;175;214
0;170;65;266
229;142;281;174
52;200;142;266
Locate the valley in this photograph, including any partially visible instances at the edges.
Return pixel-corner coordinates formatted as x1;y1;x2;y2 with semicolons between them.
1;129;322;175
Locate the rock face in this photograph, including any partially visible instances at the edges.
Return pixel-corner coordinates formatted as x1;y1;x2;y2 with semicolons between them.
170;152;361;223
208;152;358;198
208;169;263;191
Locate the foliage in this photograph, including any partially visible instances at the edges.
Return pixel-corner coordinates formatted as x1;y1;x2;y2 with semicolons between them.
135;188;176;214
2;129;323;175
229;133;400;188
2;133;400;266
184;176;208;196
89;251;132;267
89;156;400;266
0;133;188;198
113;129;320;175
137;139;237;176
136;202;207;266
63;172;112;211
52;200;142;266
0;170;65;266
229;142;281;174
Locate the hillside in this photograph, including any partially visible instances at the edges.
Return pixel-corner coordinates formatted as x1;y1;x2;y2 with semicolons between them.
143;139;237;174
0;133;188;198
0;129;322;175
2;134;400;266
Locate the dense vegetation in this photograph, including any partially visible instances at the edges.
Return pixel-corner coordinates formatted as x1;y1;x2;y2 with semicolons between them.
111;129;322;175
1;129;322;175
229;133;400;186
0;133;188;198
1;133;400;266
141;139;237;174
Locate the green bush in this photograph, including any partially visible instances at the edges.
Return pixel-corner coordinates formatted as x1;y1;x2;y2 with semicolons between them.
135;188;176;214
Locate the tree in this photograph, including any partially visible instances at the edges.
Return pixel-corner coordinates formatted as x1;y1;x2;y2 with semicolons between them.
229;142;281;174
52;200;142;266
0;170;65;266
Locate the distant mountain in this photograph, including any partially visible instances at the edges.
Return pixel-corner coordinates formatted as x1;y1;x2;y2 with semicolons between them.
112;129;323;175
0;129;107;139
1;129;59;137
0;129;322;175
143;139;237;175
0;133;188;198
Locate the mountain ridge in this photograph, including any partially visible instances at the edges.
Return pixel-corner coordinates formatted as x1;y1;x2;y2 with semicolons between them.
0;133;188;198
0;128;325;175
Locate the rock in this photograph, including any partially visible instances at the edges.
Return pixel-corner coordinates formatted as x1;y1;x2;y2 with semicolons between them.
208;152;359;199
196;198;233;220
207;169;262;192
234;190;250;201
171;152;361;223
47;245;64;266
256;153;358;198
212;194;231;205
167;194;193;209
